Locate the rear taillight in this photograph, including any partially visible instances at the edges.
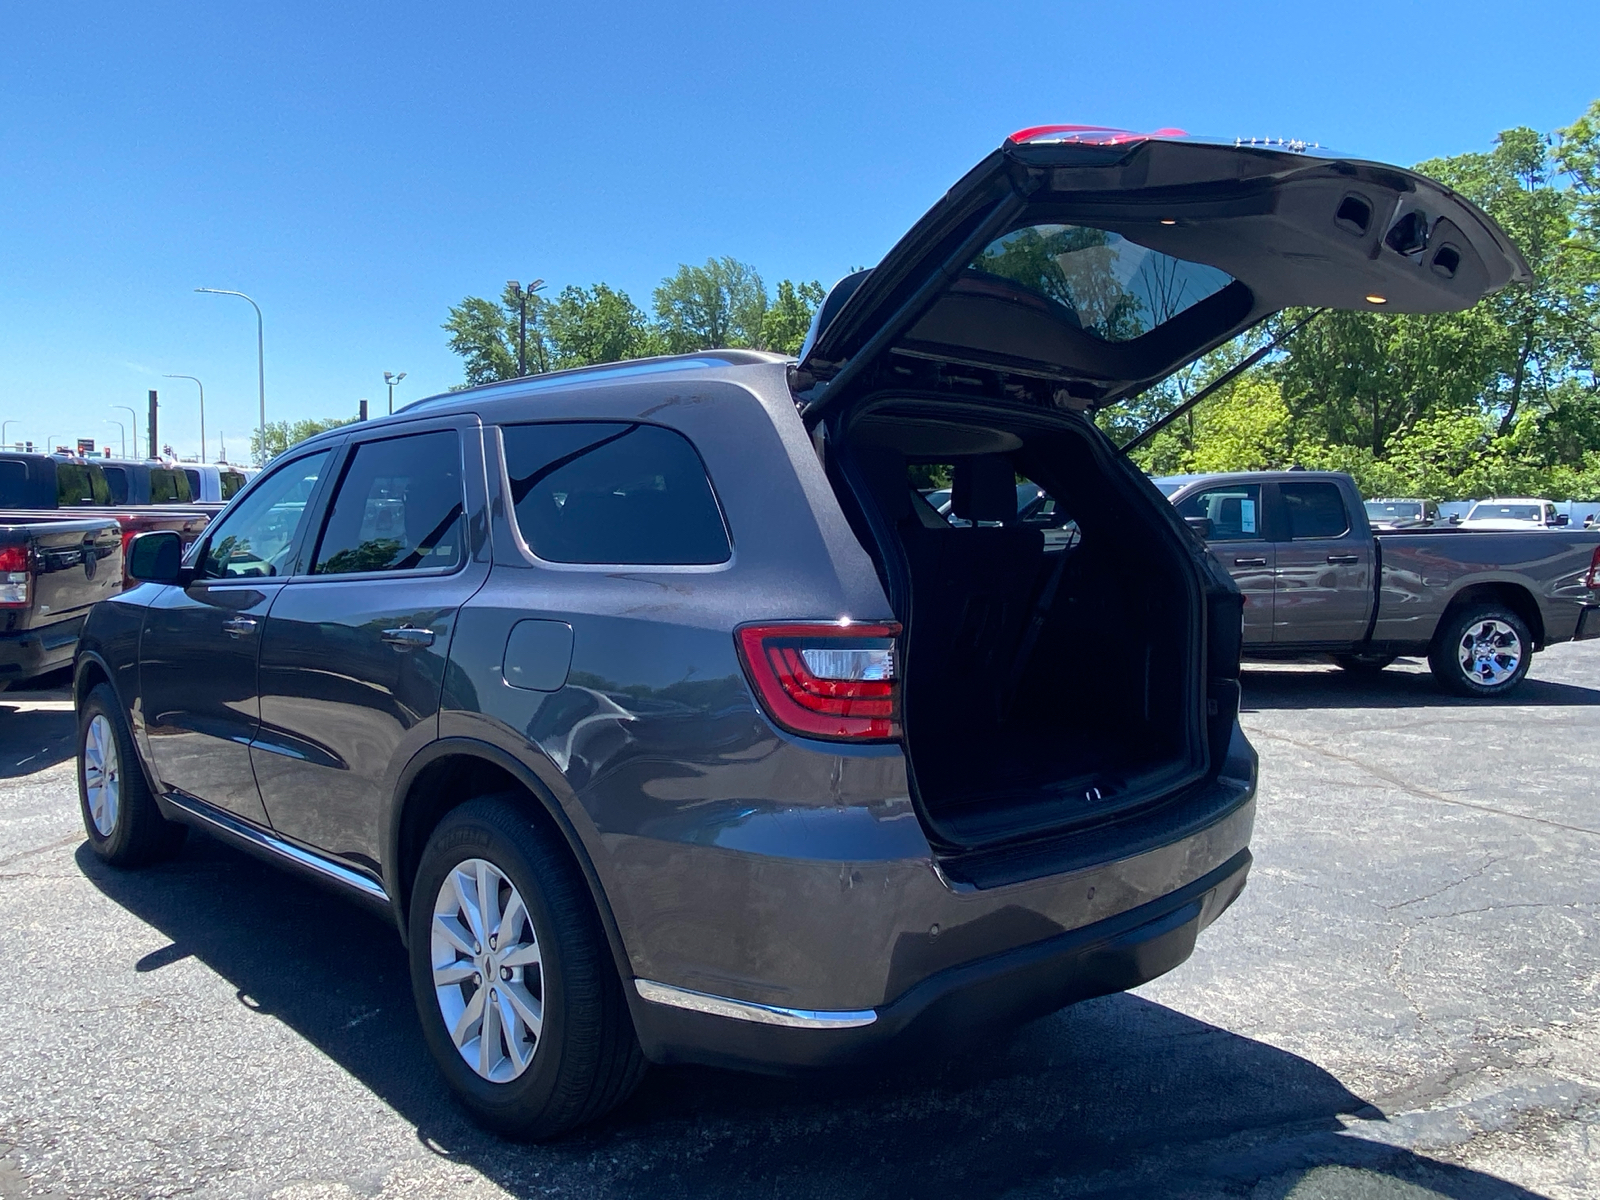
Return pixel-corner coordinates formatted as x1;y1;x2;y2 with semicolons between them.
1587;546;1600;591
736;622;902;741
0;544;29;607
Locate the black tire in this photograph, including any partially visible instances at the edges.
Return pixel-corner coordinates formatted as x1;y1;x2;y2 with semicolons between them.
77;682;186;866
1428;605;1533;698
408;794;646;1140
1332;652;1397;676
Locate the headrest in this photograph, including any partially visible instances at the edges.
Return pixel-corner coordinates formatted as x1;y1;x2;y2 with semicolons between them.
951;455;1015;523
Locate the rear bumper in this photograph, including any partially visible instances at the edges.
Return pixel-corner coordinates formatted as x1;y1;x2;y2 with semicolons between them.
0;616;83;685
631;848;1251;1071
1574;605;1600;641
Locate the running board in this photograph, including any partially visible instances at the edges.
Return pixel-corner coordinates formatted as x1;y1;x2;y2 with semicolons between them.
160;790;390;905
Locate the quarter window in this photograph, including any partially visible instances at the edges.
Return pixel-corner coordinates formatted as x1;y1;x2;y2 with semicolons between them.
501;422;731;565
101;466;130;505
1280;482;1350;539
150;468;190;503
201;451;330;579
311;431;465;575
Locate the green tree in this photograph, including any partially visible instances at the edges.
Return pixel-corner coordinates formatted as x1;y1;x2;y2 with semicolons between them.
250;416;356;465
653;257;769;351
441;282;550;386
544;283;662;367
761;279;826;355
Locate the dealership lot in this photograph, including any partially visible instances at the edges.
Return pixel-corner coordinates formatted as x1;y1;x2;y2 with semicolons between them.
1;646;1597;1200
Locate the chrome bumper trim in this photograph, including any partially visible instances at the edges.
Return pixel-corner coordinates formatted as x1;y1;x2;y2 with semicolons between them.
634;979;877;1029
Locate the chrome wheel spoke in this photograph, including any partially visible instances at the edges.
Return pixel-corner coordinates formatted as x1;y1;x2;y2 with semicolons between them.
502;980;543;1039
499;941;541;970
432;961;476;986
450;985;485;1050
432;912;475;959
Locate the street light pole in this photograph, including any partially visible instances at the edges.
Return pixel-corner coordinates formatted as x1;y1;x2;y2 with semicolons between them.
383;371;407;414
105;420;126;457
163;374;206;463
0;420;14;450
507;279;544;377
111;405;139;457
195;288;265;464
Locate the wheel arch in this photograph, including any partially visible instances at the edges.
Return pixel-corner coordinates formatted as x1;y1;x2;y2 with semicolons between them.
72;651;114;710
1434;581;1545;650
384;738;634;986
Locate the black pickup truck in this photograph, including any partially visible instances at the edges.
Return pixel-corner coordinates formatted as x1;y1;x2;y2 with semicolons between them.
1157;471;1600;697
0;516;123;689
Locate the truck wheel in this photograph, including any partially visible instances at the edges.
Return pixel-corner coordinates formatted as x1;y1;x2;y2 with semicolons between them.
1428;606;1532;698
1332;652;1397;675
77;683;186;866
408;795;646;1140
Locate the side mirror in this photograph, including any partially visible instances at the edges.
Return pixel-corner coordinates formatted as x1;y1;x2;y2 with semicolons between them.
1554;513;1570;526
1448;513;1462;525
127;530;185;584
1184;516;1213;539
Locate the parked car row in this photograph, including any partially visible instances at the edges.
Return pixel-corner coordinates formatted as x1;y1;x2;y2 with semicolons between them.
1362;496;1586;530
69;128;1538;1138
0;452;220;687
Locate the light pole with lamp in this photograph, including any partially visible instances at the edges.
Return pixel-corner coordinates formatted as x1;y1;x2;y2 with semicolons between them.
0;420;15;450
384;371;406;414
43;434;59;455
163;374;206;463
111;405;139;458
105;420;126;457
195;288;265;464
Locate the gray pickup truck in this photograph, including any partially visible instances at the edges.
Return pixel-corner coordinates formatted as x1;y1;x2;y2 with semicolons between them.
1156;471;1600;697
0;516;123;689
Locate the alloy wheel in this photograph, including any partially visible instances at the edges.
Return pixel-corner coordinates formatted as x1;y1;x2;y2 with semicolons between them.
430;857;545;1083
83;714;120;837
1457;618;1522;687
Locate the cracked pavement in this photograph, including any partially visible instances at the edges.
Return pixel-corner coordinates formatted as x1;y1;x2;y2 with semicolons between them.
1;643;1597;1199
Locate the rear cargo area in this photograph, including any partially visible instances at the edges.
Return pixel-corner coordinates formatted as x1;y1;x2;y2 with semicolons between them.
842;403;1205;849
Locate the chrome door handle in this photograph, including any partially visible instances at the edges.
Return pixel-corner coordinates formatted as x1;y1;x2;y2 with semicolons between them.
1233;557;1268;567
222;617;258;638
382;626;435;649
1326;554;1360;564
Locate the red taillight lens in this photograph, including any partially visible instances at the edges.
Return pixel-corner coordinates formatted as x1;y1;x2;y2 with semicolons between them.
1586;546;1600;590
0;544;29;607
736;622;902;742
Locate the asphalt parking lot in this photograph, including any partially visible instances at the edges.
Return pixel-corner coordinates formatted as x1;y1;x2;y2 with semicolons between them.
1;645;1597;1200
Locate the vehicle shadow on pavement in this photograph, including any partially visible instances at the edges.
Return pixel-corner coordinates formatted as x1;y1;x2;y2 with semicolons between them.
79;834;1550;1200
0;673;77;779
1241;664;1600;712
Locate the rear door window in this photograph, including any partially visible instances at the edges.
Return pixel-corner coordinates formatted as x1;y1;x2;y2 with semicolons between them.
1175;484;1262;541
0;460;29;506
501;422;730;565
183;469;202;500
101;466;129;505
56;463;101;506
1280;482;1350;539
150;468;191;503
310;430;464;575
220;471;246;500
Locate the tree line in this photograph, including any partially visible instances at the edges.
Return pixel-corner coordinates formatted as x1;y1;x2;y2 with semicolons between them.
442;260;826;386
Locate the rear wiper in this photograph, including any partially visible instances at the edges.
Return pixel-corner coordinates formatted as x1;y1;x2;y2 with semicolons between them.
1118;309;1325;455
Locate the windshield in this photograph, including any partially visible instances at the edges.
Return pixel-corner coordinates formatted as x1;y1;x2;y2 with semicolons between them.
1468;503;1541;522
1366;501;1423;520
1154;480;1186;497
970;224;1235;342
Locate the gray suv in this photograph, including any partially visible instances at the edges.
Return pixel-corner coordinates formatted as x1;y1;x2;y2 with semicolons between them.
73;128;1525;1137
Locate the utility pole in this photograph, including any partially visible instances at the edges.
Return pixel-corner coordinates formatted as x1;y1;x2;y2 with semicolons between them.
148;390;159;460
359;399;368;422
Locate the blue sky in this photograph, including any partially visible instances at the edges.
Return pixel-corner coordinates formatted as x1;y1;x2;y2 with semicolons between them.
2;0;1597;460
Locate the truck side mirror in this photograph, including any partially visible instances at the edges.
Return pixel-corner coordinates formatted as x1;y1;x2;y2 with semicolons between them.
127;530;185;584
1448;513;1462;525
1184;516;1213;539
1554;513;1570;526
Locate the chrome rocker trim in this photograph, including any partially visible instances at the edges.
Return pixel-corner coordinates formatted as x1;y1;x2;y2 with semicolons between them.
634;979;878;1029
160;790;390;904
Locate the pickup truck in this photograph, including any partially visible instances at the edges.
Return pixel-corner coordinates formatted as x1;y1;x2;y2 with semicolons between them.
0;516;123;689
1461;497;1568;529
0;453;213;581
1157;471;1600;697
